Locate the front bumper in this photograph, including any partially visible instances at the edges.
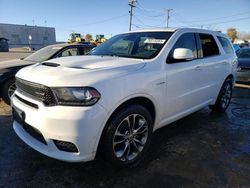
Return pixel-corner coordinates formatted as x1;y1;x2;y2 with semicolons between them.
11;91;108;162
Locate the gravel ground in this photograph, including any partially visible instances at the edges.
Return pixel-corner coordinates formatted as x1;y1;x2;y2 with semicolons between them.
0;86;250;188
0;51;32;61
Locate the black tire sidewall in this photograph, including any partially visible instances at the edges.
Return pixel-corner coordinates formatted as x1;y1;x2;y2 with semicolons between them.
215;79;233;112
2;78;15;105
102;105;153;167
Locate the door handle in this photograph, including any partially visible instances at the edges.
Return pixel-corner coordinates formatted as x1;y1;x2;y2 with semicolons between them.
195;65;202;71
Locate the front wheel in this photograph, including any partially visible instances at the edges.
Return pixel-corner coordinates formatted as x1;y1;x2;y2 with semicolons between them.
101;105;153;167
210;79;233;112
1;78;16;105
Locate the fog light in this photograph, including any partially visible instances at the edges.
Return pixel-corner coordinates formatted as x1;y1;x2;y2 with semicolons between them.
53;140;78;153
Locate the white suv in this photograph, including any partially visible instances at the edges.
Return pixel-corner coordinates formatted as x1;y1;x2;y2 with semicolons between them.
11;28;237;166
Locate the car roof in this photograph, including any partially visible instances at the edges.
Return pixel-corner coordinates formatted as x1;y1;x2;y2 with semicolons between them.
122;27;228;38
47;43;96;48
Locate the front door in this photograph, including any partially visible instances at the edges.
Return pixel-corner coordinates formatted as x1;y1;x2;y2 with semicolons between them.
162;33;205;122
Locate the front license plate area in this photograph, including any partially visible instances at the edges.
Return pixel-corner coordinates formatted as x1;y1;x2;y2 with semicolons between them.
12;106;26;125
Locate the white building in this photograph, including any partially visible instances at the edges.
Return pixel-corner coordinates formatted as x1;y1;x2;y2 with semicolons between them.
0;23;56;50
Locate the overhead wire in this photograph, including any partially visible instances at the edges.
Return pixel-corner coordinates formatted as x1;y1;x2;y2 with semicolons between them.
56;14;127;30
188;16;250;27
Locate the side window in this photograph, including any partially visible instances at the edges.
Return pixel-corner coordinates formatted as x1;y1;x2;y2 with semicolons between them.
169;33;198;61
217;36;234;54
82;47;93;55
199;34;219;57
60;48;79;57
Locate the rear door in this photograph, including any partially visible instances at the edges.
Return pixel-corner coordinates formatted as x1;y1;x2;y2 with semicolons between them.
196;33;224;101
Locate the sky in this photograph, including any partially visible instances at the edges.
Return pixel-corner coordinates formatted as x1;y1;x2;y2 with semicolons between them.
0;0;250;41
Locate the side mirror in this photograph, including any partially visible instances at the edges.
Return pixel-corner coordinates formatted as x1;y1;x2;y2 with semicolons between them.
173;48;193;61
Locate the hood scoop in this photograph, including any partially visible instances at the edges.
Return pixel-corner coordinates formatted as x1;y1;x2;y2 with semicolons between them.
41;62;60;67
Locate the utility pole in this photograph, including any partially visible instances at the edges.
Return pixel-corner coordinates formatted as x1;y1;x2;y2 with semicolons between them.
166;9;173;28
128;0;136;31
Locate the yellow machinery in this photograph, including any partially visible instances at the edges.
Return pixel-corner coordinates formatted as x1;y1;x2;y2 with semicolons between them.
68;33;82;43
94;35;107;45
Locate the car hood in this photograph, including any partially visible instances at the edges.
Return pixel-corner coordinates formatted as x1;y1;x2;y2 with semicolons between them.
16;55;146;87
0;59;33;69
238;58;250;68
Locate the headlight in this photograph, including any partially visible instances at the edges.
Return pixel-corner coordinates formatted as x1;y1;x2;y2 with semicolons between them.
52;87;101;106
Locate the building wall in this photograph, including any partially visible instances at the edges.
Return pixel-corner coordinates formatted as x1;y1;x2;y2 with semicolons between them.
0;23;56;50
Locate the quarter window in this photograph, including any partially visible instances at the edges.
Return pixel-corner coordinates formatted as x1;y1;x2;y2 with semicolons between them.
217;36;234;54
199;34;219;57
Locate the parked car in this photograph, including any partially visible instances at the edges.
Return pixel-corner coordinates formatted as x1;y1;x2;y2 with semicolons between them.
236;47;250;84
233;44;241;52
11;28;237;167
0;43;96;104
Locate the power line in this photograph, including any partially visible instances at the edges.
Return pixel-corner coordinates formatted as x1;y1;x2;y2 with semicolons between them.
134;16;165;28
184;11;250;23
136;1;164;14
172;10;250;26
57;14;127;30
189;16;250;27
135;8;165;18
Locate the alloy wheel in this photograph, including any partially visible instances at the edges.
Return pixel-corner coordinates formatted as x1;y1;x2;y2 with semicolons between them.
220;82;232;109
112;114;149;162
8;83;16;98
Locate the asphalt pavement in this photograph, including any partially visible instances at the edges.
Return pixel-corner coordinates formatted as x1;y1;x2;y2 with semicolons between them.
1;51;250;187
0;86;250;187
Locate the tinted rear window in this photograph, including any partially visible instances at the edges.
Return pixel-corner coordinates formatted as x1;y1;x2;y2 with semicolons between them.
217;36;234;54
199;34;220;58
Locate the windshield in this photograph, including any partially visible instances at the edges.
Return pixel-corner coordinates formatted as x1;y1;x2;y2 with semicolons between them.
24;45;62;62
91;32;173;59
237;48;250;58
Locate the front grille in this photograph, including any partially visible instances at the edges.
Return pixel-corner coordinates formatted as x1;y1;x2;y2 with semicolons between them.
241;67;250;71
16;78;56;106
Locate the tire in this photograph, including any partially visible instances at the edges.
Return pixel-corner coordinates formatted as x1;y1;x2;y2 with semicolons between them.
101;105;153;167
1;78;16;105
210;79;233;113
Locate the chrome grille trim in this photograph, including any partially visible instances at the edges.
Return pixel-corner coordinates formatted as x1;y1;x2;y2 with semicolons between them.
16;78;56;106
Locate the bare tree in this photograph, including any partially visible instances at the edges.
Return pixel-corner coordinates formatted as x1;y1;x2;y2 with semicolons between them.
85;34;93;42
227;28;238;43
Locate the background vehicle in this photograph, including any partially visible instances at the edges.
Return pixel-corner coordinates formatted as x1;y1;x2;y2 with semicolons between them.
12;28;237;167
236;47;250;84
0;43;96;104
233;44;241;52
67;33;84;43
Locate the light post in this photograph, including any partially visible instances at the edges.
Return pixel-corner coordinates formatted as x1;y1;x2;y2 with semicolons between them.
28;34;32;51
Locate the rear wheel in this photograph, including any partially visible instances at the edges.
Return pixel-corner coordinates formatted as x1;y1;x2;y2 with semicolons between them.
101;105;153;167
210;79;233;112
1;78;16;105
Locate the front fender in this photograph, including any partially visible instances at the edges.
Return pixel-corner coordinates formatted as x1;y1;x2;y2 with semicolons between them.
92;93;159;155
